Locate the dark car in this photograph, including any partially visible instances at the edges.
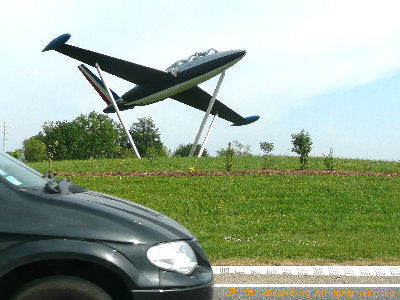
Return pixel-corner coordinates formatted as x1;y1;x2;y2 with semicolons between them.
0;152;213;300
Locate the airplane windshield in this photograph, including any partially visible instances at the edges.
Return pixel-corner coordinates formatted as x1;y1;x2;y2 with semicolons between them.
166;48;218;72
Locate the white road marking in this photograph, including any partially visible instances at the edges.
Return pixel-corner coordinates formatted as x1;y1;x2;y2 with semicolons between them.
214;284;400;288
212;266;400;277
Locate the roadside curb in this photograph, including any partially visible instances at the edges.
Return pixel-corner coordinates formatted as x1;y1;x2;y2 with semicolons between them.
212;266;400;277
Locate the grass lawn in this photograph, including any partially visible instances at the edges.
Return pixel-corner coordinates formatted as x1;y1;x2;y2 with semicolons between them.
29;155;400;174
69;173;400;265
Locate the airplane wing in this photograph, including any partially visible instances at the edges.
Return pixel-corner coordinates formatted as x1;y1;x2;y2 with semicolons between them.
170;86;259;126
43;34;170;86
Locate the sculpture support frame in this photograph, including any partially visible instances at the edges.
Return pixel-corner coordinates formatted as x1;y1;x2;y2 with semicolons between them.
198;113;218;158
95;63;141;159
189;71;225;157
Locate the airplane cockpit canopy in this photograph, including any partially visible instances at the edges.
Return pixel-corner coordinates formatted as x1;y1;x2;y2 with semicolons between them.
166;48;218;73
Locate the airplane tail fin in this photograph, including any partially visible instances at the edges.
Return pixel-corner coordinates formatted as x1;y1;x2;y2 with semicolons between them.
78;64;120;105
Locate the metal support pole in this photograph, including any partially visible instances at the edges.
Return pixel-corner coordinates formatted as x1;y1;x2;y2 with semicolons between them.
95;63;141;159
189;71;225;157
2;120;6;152
198;113;218;157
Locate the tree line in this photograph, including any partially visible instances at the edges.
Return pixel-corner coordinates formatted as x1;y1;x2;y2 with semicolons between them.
20;111;208;162
16;111;322;170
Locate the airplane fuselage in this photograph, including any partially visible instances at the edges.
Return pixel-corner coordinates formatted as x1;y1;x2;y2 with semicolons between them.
43;33;259;126
104;50;246;112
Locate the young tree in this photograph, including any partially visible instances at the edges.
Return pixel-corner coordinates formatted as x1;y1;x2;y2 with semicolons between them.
217;140;252;157
22;138;47;162
291;129;312;169
173;143;209;157
323;147;334;171
224;142;234;171
127;117;166;158
259;141;274;169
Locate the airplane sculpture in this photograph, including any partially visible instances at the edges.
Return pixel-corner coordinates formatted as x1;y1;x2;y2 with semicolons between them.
43;34;259;157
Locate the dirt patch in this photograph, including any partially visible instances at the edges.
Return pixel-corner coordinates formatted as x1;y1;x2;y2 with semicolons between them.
58;169;400;177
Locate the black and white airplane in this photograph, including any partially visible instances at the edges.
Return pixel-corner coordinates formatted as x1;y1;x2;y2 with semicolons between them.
43;34;259;126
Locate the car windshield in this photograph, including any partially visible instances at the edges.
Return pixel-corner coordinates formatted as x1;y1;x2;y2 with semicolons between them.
0;153;47;188
166;48;219;72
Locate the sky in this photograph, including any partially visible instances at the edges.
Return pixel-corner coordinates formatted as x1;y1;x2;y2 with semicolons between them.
0;0;399;160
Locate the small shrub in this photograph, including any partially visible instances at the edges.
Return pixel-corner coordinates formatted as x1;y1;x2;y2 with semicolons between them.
173;143;208;157
323;148;334;171
118;147;137;159
291;129;312;169
362;161;372;172
6;149;21;160
146;146;158;164
225;143;234;171
259;141;274;170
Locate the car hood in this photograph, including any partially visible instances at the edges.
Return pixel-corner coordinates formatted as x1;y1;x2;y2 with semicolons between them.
60;190;194;244
10;189;194;245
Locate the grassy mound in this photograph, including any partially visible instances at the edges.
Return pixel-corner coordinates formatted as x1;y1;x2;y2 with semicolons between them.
29;156;400;264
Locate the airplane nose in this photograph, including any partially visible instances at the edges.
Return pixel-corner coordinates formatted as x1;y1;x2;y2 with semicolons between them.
235;50;246;58
224;50;246;62
214;49;247;70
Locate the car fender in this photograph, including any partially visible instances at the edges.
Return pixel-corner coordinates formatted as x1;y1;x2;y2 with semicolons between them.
0;238;157;289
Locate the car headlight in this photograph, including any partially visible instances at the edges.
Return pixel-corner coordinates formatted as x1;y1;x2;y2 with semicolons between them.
147;241;198;275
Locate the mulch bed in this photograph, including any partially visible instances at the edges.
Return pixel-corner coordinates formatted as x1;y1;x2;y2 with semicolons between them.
58;169;400;177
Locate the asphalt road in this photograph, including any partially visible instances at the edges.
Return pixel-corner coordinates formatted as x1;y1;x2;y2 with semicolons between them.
213;275;400;300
